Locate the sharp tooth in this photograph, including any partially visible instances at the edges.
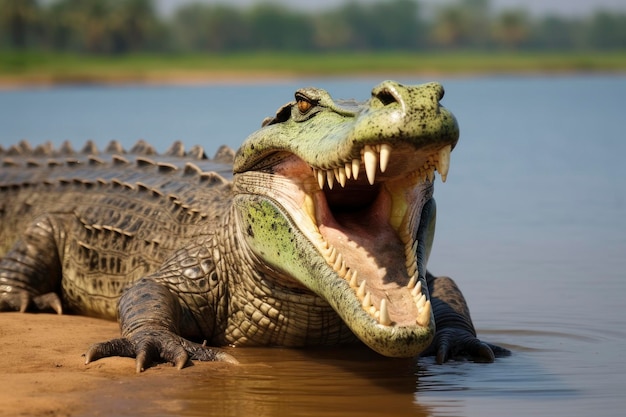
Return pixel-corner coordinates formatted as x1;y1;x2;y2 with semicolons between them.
336;168;346;187
328;246;337;263
379;144;391;173
407;275;417;289
417;300;431;327
357;281;366;298
405;241;417;267
413;280;422;296
314;234;328;250
379;299;391;326
412;284;423;298
316;169;325;189
349;270;358;287
344;162;352;179
416;293;426;309
362;291;371;308
352;159;360;180
407;263;417;278
363;145;378;185
326;170;334;189
332;252;343;271
303;195;318;232
427;169;435;183
438;144;451;183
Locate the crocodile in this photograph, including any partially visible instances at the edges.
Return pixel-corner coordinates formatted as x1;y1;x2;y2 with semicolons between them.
0;80;507;371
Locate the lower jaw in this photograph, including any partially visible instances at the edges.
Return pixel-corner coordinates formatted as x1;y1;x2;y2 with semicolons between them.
312;183;433;328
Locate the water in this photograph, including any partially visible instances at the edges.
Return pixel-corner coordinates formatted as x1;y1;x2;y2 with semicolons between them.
1;75;625;417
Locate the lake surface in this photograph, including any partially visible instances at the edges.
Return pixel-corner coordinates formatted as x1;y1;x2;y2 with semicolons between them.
1;75;625;417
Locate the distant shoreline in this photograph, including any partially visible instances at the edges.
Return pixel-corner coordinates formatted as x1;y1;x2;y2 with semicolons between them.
1;51;624;90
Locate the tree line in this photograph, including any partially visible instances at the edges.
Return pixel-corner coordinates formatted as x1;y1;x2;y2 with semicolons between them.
1;0;625;54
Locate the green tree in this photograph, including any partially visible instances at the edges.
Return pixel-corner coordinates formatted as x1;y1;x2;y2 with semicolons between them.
0;0;41;48
586;11;626;49
108;0;162;53
42;0;164;54
315;0;422;50
492;9;530;49
44;0;114;53
171;4;248;52
530;15;581;50
430;0;492;49
246;3;314;51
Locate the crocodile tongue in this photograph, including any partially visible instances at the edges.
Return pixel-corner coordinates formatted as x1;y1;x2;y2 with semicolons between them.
304;171;437;357
315;183;420;327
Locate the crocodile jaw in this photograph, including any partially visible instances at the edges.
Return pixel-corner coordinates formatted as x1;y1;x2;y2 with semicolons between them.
305;145;446;356
234;144;450;357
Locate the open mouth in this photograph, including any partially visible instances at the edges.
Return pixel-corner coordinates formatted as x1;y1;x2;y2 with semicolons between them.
292;143;451;329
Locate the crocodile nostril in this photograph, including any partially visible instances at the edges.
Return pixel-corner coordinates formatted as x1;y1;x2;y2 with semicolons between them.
436;85;445;101
377;89;398;106
371;81;406;113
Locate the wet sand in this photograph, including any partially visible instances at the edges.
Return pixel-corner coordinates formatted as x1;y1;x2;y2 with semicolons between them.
0;312;429;417
0;313;235;417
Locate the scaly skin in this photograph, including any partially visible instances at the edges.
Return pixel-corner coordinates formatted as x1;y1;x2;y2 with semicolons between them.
0;81;508;371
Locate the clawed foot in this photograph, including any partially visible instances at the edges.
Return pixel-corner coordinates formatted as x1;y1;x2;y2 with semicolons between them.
425;328;511;364
84;329;238;372
0;290;63;314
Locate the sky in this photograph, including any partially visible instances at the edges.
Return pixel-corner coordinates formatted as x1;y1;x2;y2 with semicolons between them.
156;0;626;17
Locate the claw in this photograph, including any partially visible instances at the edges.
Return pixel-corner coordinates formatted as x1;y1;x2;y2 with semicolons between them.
0;290;63;314
84;332;239;371
84;338;135;365
474;342;496;363
33;292;63;314
175;355;188;370
19;292;29;313
190;346;239;364
433;331;504;364
136;351;148;373
436;341;450;364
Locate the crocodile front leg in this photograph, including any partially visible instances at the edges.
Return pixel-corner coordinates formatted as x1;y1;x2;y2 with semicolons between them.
84;242;238;371
0;215;64;314
425;272;510;363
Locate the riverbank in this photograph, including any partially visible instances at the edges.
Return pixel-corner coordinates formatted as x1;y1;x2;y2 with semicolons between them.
1;51;624;89
0;312;238;417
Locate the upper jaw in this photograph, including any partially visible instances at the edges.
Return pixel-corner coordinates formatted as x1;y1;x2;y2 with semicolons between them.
311;142;452;191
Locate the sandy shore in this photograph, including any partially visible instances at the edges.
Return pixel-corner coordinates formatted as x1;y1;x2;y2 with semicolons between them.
0;312;234;417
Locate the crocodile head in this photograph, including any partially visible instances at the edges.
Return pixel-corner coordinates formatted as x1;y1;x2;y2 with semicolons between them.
232;80;459;357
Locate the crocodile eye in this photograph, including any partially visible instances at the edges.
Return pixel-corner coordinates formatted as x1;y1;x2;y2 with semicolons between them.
297;98;312;114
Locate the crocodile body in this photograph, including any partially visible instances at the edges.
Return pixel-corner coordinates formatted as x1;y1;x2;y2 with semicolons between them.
0;81;507;370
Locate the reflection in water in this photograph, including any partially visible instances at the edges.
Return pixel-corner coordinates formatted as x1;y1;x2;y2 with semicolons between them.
154;320;618;417
94;327;586;417
178;346;432;417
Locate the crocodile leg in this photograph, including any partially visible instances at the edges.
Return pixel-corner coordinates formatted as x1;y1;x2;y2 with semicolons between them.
0;215;64;314
84;242;238;372
85;277;237;371
424;272;510;363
